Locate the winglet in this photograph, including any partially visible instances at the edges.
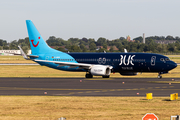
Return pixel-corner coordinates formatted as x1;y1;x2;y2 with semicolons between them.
124;49;128;53
18;45;30;60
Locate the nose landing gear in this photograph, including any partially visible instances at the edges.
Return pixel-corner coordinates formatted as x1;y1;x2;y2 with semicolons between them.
158;72;163;79
157;71;168;79
158;74;162;79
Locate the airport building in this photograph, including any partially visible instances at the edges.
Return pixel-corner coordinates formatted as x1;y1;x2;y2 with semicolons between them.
0;50;31;55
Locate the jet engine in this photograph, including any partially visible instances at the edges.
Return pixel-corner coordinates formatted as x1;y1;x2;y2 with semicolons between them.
120;72;138;76
90;65;111;76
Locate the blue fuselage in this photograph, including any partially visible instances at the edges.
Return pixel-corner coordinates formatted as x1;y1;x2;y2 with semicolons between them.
35;52;177;73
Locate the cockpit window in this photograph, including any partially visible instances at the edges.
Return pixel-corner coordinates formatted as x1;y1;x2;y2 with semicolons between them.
160;58;164;61
165;58;170;61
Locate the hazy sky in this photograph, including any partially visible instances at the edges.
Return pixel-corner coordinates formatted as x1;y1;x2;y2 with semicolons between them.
0;0;180;42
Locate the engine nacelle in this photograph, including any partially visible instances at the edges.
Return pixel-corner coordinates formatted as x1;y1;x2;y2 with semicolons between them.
90;65;111;76
120;72;138;76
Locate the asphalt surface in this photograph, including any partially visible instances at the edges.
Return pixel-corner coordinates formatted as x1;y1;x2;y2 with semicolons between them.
0;78;179;96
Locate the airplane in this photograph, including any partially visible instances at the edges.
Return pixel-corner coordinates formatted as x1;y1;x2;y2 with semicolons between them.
19;20;177;79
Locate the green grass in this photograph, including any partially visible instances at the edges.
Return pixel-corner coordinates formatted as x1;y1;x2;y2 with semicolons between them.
0;96;179;120
0;56;35;63
0;65;179;78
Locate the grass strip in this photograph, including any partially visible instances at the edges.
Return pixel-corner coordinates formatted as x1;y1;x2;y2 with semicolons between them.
0;96;179;120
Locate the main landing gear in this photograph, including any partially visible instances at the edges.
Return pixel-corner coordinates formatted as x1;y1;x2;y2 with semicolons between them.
102;75;110;78
85;72;110;78
158;72;162;79
85;73;93;78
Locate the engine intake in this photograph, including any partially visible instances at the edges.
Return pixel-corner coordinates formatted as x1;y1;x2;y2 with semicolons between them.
90;65;111;76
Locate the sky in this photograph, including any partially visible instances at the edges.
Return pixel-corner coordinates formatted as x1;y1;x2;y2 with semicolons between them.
0;0;180;42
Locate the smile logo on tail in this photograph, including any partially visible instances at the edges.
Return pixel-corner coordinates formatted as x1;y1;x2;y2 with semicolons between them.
31;37;40;47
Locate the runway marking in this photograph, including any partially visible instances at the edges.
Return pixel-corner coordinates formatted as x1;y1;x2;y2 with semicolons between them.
94;91;101;92
0;87;111;91
86;91;92;93
140;88;145;90
132;89;139;90
117;89;123;91
102;90;108;92
110;89;116;91
125;89;132;90
0;85;177;95
78;92;83;94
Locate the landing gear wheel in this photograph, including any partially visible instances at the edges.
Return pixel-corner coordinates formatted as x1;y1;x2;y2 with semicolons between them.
102;75;110;78
158;75;162;79
158;72;162;79
85;74;93;78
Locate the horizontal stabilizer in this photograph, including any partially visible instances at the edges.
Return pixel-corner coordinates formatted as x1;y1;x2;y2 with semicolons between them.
27;55;39;58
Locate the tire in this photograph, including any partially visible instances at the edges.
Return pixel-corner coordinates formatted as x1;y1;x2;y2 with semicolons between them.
158;75;162;79
85;74;93;78
102;75;110;78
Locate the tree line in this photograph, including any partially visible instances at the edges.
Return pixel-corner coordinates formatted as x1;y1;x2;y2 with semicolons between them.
1;35;180;53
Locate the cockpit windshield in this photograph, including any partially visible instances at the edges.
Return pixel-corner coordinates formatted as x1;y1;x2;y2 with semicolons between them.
160;58;164;61
160;58;170;61
165;58;170;61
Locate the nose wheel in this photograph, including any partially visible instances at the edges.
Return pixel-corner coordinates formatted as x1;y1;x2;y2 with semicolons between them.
158;73;162;79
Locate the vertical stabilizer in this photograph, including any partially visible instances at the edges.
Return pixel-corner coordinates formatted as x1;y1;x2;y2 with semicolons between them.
26;20;59;55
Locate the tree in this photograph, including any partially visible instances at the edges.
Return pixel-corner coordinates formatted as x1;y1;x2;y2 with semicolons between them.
96;37;106;46
109;46;114;52
134;36;143;42
89;42;96;51
70;45;81;52
22;45;29;54
165;35;174;40
9;40;18;50
116;42;123;52
103;44;107;49
167;43;175;52
119;37;125;40
3;46;9;50
0;39;3;46
80;44;87;52
57;47;67;52
68;38;80;45
97;48;106;52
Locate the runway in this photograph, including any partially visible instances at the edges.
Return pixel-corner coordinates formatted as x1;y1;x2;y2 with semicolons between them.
0;78;179;96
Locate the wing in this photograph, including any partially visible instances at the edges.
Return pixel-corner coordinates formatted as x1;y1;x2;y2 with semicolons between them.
34;59;113;70
18;45;39;59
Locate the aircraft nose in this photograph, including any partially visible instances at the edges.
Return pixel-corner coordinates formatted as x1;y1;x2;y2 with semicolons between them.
170;61;177;69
